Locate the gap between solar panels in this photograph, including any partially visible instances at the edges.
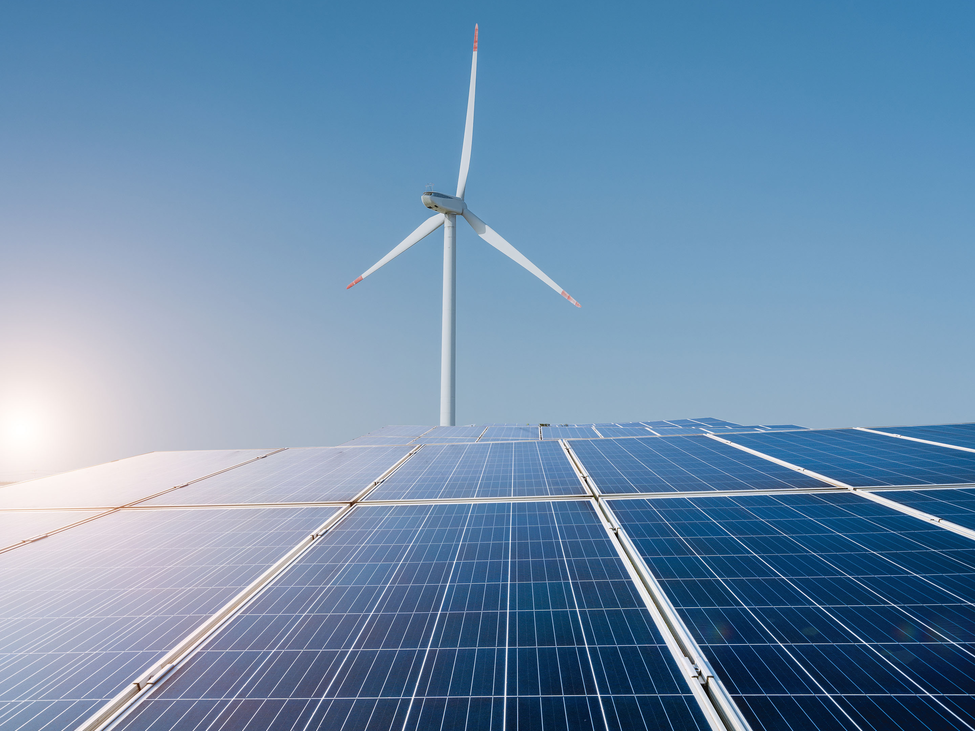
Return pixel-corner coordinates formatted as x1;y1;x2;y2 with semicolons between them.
856;426;975;454
560;440;754;731
0;508;117;555
73;445;421;731
706;433;975;545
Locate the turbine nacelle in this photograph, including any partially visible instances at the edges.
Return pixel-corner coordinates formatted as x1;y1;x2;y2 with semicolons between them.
421;192;466;215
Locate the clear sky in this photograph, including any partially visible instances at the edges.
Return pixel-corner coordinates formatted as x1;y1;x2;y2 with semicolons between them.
1;1;973;479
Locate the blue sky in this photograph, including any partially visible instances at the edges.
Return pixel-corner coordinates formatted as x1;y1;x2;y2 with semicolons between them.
1;1;973;477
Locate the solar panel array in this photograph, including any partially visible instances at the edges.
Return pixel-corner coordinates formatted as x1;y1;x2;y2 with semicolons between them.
2;419;975;731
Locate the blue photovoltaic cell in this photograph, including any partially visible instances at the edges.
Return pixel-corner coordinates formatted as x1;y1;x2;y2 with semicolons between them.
143;446;414;505
0;506;340;731
647;427;708;436
692;419;744;428
366;441;585;501
0;449;271;510
869;424;975;451
480;426;539;441
725;429;975;487
0;510;103;550
612;492;975;731
595;427;655;438
569;437;829;494
540;426;600;440
879;488;975;533
411;437;486;445
113;501;709;731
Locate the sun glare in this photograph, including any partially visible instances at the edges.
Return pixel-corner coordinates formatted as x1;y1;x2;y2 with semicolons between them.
1;398;51;453
7;418;35;441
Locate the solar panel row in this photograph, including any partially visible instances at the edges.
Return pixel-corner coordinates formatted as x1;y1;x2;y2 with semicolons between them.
2;420;975;731
609;493;975;731
111;502;710;731
722;430;975;487
366;442;585;501
0;506;341;731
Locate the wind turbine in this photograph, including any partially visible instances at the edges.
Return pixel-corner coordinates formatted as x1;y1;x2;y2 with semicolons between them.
346;25;580;427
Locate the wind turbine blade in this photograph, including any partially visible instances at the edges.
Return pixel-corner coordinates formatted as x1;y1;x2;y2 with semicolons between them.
462;208;581;307
455;24;478;199
347;213;445;288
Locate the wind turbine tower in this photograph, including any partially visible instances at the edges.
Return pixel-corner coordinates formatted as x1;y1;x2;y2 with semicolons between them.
347;25;580;426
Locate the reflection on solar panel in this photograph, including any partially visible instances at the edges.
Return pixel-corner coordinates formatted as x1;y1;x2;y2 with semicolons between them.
412;436;488;444
143;446;414;505
480;426;539;441
422;426;487;439
541;426;600;440
363;426;433;438
569;436;829;494
0;510;103;550
611;492;975;731
595;427;654;438
340;436;418;446
6;417;975;731
878;488;975;533
867;423;975;451
693;419;742;428
111;502;709;731
366;441;584;501
0;506;339;731
724;429;975;486
0;449;271;509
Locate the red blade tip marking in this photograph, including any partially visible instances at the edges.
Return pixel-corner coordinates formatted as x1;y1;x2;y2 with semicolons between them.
347;276;363;289
561;290;581;307
473;25;478;51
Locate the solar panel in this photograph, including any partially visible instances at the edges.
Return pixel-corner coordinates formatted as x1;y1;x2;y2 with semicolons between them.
363;426;433;438
421;426;487;439
692;419;744;428
569;436;830;494
110;502;710;731
479;426;539;441
875;487;975;533
594;427;655;438
411;436;486;444
339;436;418;446
0;510;103;550
867;423;975;451
142;446;414;505
540;426;600;440
0;449;272;509
10;417;975;731
724;429;975;486
649;427;709;436
0;506;340;731
610;492;975;731
365;441;585;501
